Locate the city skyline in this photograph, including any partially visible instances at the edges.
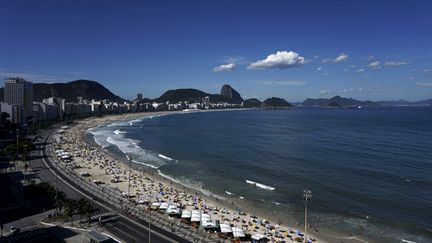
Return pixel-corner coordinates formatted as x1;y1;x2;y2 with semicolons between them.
1;0;432;102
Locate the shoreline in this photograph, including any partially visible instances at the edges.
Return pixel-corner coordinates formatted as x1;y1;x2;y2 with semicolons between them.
58;110;368;243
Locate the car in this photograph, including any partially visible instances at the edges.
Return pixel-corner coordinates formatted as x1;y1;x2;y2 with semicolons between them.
9;226;20;234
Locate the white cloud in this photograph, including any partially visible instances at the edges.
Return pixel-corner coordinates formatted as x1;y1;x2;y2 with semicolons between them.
416;82;432;87
344;69;349;72
423;68;432;73
248;51;306;70
355;69;365;73
0;68;70;83
213;63;236;72
384;61;409;67
314;55;319;59
322;53;349;64
368;61;381;69
220;55;249;65
317;66;322;71
320;89;331;94
323;72;329;75
257;80;307;86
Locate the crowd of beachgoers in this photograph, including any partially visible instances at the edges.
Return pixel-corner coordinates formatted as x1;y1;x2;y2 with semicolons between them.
52;113;323;243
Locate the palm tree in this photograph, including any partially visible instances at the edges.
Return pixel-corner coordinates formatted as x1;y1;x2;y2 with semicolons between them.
76;198;87;222
84;202;95;227
65;199;76;225
55;191;67;215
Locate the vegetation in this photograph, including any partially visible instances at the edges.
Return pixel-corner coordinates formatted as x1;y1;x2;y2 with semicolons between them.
25;182;95;225
262;97;293;108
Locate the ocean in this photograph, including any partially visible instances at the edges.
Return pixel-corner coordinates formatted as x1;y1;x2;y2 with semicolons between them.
87;107;432;243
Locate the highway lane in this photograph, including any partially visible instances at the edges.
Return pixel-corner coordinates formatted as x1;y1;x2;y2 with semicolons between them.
29;127;195;243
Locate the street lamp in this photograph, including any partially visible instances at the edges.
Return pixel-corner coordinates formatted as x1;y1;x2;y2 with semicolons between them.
127;155;132;202
148;193;152;243
303;189;312;243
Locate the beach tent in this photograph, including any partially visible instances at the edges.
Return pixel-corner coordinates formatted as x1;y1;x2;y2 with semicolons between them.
191;210;201;222
181;210;191;219
251;233;268;242
220;223;232;233
232;227;245;238
150;202;161;210
159;202;169;211
166;205;181;216
200;214;218;228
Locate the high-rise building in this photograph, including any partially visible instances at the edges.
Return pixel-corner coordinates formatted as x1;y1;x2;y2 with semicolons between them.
3;77;33;123
204;96;210;109
137;93;143;102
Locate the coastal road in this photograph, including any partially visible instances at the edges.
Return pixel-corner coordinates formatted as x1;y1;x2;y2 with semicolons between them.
28;127;194;243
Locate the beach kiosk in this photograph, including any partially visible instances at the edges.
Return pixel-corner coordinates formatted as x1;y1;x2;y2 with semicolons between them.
190;210;201;228
232;227;246;240
251;233;268;243
181;210;191;223
200;213;219;230
166;204;182;217
218;223;232;240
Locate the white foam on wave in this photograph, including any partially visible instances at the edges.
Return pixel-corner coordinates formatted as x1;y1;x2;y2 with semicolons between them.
107;121;130;127
158;154;173;161
89;129;112;148
132;159;159;169
105;135;166;169
245;180;275;191
156;169;226;201
401;240;416;243
225;191;233;195
114;129;126;135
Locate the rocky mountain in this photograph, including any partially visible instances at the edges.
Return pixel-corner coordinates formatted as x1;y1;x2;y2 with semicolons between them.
301;96;378;107
220;84;243;103
154;86;242;104
0;80;126;103
242;98;262;108
262;97;293;108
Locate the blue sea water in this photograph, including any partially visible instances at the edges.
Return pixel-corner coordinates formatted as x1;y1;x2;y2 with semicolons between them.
89;107;432;242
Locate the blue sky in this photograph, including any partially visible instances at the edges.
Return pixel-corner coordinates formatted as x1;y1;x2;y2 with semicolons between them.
1;0;432;102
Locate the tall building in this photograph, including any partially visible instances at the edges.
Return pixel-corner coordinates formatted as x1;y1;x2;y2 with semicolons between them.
3;77;33;123
137;93;143;102
204;96;210;109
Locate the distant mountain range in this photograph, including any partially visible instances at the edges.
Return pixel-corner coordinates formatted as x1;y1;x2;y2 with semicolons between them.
0;80;126;103
376;99;432;106
0;80;430;107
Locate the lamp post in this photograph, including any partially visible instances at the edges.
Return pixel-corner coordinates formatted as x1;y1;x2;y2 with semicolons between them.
127;155;132;213
148;193;152;243
22;144;28;182
16;129;19;167
303;189;312;243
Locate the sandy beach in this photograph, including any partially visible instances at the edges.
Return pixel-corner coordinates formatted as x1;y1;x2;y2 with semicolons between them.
51;110;362;243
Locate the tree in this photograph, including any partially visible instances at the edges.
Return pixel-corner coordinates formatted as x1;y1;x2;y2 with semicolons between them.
76;198;87;222
55;191;67;215
84;201;95;227
65;199;76;225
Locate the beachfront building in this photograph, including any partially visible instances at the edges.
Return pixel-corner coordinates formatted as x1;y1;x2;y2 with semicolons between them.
2;77;33;123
